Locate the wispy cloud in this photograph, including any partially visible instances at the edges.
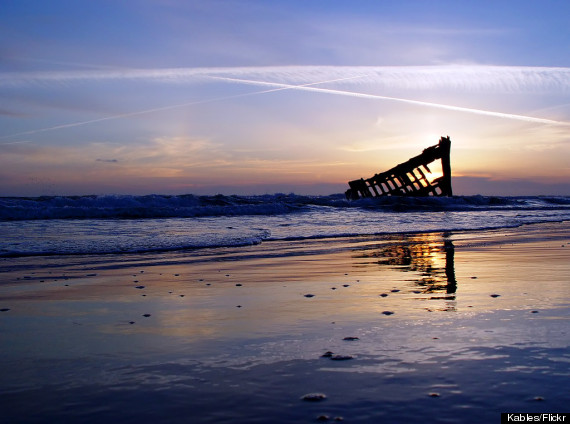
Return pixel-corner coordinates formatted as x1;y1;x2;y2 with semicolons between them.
1;135;349;184
0;108;27;117
1;65;568;145
0;83;322;142
2;65;569;92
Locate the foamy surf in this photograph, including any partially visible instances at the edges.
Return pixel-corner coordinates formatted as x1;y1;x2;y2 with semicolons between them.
1;194;568;257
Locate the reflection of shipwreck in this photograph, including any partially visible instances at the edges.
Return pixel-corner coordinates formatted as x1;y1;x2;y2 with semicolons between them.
355;235;457;295
353;234;458;311
345;136;453;200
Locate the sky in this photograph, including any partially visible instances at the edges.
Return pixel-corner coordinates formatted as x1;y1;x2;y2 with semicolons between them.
1;0;569;196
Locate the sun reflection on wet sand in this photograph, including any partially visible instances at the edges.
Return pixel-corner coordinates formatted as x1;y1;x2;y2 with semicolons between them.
352;233;458;311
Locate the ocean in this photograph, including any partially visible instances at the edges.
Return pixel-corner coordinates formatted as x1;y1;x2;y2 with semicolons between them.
1;194;569;257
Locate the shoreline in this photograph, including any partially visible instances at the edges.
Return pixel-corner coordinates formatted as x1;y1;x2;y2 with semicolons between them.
1;220;569;423
1;218;568;266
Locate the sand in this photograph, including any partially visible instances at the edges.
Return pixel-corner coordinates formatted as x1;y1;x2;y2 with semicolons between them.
0;221;569;423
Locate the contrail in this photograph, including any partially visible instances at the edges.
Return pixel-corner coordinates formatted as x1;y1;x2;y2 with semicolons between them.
0;75;364;144
210;76;570;126
2;65;569;92
2;70;567;145
0;88;295;142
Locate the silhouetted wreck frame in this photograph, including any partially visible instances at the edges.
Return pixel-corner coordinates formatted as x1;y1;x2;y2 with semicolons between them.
345;136;453;200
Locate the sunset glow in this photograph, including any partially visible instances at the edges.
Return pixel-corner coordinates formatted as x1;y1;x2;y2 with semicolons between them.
1;1;569;196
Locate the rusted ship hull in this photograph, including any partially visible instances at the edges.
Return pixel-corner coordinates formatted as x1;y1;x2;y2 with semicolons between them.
345;136;452;200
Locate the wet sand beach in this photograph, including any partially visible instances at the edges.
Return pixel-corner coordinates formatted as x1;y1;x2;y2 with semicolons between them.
0;221;569;423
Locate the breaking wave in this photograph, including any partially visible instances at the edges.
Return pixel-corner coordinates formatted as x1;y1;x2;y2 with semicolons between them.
1;193;568;221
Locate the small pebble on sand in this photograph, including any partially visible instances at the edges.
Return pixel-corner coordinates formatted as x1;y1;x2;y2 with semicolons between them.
321;351;334;358
0;308;10;312
490;294;501;298
330;354;353;361
236;283;242;287
301;393;327;401
531;310;539;313
342;284;350;287
304;294;315;298
382;311;395;315
428;392;440;398
135;286;145;289
391;289;400;293
343;336;359;341
379;293;388;297
142;314;151;317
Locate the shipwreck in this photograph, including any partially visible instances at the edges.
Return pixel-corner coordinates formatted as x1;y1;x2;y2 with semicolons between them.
345;136;453;200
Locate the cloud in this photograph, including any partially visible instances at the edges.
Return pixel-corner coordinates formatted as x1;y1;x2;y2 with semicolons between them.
0;134;350;181
454;176;570;196
2;65;568;144
2;65;569;93
0;80;319;142
2;136;221;168
0;108;27;117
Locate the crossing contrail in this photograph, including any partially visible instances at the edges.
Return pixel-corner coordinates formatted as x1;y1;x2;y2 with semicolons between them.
2;69;568;145
0;75;364;144
3;65;569;93
209;76;570;127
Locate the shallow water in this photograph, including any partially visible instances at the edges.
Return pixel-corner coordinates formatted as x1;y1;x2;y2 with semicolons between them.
0;222;568;423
